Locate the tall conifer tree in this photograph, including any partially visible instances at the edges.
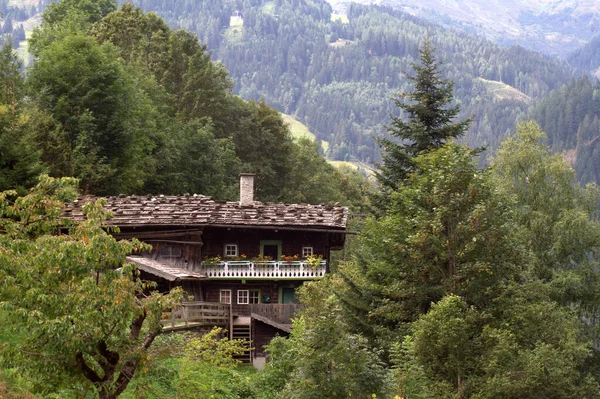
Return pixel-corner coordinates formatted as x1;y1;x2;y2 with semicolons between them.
377;38;471;191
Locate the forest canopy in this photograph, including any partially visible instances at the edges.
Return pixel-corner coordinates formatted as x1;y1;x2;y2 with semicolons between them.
0;0;372;210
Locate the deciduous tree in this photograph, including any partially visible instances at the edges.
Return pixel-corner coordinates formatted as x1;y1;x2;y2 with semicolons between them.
0;176;182;398
0;43;44;193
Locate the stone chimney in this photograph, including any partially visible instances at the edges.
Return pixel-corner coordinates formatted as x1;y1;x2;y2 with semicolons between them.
239;173;255;206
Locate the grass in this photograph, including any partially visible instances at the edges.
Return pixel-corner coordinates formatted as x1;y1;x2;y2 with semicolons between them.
328;160;375;177
224;16;244;43
281;113;315;141
331;13;349;24
475;77;531;103
229;16;244;29
263;1;276;15
280;113;330;154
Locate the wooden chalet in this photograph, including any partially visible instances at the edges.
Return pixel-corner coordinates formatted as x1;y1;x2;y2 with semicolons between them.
64;174;348;363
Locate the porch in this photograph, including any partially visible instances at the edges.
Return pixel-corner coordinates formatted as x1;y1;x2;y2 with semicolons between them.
201;260;326;279
161;301;300;364
161;302;300;333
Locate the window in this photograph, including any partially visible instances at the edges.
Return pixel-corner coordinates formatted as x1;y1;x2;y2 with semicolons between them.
302;246;313;257
159;245;182;258
220;289;231;304
224;243;238;257
249;290;260;304
237;290;249;305
238;289;260;305
260;240;282;260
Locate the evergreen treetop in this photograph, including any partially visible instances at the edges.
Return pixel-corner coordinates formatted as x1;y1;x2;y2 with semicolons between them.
377;38;471;191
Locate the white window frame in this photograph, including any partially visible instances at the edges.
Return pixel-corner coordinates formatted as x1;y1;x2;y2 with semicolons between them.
224;243;238;258
220;289;232;304
238;289;260;305
302;246;314;257
237;289;249;305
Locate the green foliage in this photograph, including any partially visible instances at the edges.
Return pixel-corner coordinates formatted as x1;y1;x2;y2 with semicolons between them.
492;121;600;281
340;143;525;347
0;176;183;398
0;43;44;194
126;0;571;167
492;120;600;355
121;329;258;399
13;2;370;206
397;290;599;399
260;279;394;399
28;33;155;194
280;138;373;208
29;0;116;57
174;328;255;398
43;0;116;26
381;122;600;398
532;76;600;186
378;38;471;189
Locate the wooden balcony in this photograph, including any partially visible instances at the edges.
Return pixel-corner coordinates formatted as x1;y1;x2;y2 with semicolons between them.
250;303;300;323
161;302;300;334
162;301;230;332
201;260;326;279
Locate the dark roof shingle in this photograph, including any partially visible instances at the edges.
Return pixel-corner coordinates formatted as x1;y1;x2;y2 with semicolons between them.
64;195;347;229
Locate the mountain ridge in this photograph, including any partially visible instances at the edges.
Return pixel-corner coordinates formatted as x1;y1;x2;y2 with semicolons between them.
326;0;600;57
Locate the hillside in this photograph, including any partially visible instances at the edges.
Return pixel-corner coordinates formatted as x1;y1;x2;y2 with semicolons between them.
474;78;532;103
5;0;598;182
327;0;600;57
532;76;600;185
123;0;573;166
0;0;577;165
567;34;600;77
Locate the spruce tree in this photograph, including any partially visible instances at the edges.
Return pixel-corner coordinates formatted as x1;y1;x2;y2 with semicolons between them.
377;38;471;191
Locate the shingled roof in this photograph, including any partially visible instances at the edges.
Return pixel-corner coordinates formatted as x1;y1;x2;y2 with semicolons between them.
64;194;348;230
126;256;205;281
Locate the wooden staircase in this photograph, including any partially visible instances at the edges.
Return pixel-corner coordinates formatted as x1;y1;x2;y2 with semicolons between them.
231;321;252;364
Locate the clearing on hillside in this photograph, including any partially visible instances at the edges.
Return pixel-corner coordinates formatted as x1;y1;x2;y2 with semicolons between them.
280;113;329;153
328;160;375;178
281;113;315;141
331;13;349;23
225;15;244;42
263;1;276;15
475;77;532;103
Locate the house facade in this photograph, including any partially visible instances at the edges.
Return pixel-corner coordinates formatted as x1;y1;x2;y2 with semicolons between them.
65;174;348;362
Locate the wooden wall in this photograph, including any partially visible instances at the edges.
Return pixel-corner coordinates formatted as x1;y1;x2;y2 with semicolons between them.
253;321;289;357
201;227;330;261
121;226;333;273
201;281;301;316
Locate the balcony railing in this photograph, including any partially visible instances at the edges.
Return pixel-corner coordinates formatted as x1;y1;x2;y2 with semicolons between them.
161;301;230;331
250;303;300;324
201;260;326;279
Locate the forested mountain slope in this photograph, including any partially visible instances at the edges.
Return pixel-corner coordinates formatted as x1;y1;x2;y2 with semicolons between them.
329;0;600;57
567;35;600;78
0;0;373;210
532;76;600;185
125;0;573;165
